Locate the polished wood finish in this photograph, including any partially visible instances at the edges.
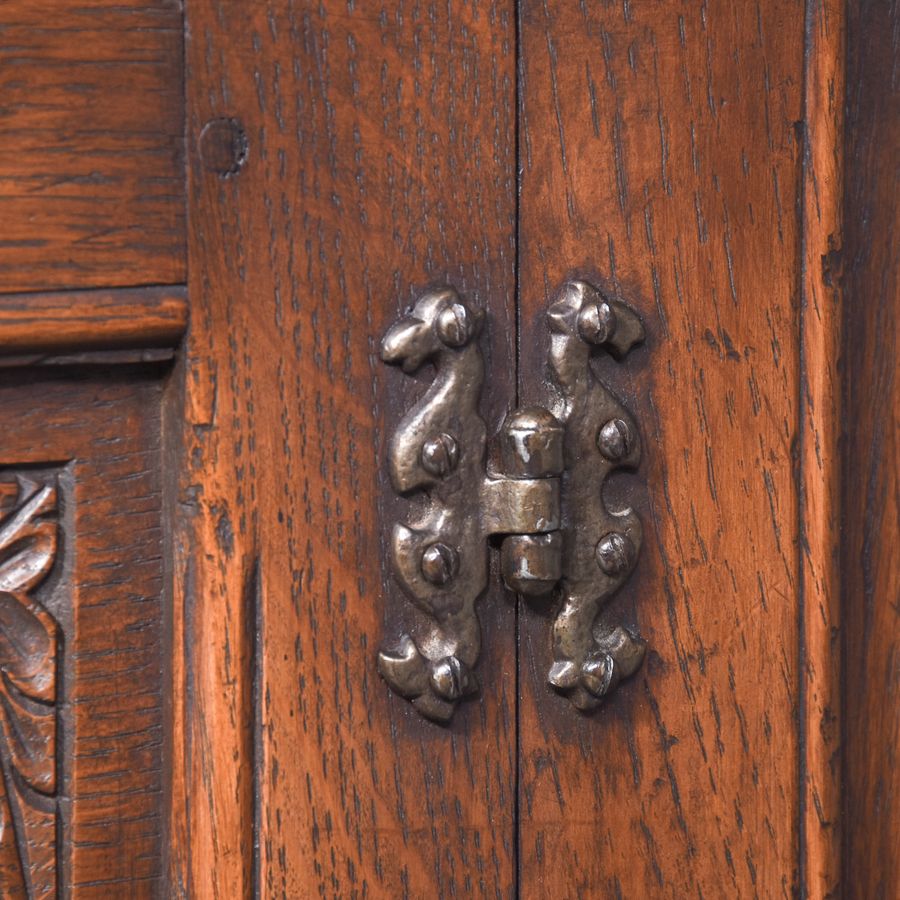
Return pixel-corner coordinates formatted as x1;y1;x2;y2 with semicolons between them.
0;366;168;897
174;2;518;896
0;288;187;355
516;1;821;896
0;0;185;293
0;1;894;896
0;1;187;893
842;2;900;897
800;1;845;892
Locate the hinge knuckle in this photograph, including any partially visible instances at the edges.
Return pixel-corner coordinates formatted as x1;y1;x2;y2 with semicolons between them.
480;476;560;536
497;406;565;478
500;533;563;597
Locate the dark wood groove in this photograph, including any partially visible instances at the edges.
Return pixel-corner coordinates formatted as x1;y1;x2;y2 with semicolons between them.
841;1;900;896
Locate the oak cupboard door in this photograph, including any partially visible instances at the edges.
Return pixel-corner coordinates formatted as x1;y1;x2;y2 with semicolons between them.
516;1;818;896
177;3;520;897
0;0;188;895
0;1;895;898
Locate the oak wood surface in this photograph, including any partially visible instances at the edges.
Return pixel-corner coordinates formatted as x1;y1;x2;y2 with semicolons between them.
799;0;844;892
0;287;187;355
842;2;900;897
515;1;822;896
0;366;168;898
0;0;185;292
0;2;889;897
175;2;518;897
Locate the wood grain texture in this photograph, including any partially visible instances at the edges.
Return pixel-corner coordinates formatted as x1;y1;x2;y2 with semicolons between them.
175;2;518;897
0;0;185;292
516;1;806;896
842;1;900;897
799;0;844;893
0;366;167;898
0;287;187;355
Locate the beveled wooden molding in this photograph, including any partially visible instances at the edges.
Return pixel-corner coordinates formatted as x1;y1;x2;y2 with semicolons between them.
0;286;188;355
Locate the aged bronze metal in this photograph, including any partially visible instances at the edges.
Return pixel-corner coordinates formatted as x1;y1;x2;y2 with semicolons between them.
378;280;646;720
544;280;646;710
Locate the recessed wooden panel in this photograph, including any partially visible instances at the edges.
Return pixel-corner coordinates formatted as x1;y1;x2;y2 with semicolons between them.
0;0;185;292
0;366;168;898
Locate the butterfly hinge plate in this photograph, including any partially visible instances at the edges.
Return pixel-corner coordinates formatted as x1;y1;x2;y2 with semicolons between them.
378;280;646;722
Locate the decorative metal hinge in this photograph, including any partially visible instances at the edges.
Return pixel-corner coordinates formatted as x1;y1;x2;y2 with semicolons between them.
378;281;646;721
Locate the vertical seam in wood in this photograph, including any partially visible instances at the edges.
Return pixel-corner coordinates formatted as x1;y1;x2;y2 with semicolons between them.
513;2;523;896
181;554;195;900
170;3;191;892
250;555;263;900
163;355;187;899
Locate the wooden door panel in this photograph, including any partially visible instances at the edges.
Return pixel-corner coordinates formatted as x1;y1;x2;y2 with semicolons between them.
177;2;518;896
0;364;171;897
516;1;828;896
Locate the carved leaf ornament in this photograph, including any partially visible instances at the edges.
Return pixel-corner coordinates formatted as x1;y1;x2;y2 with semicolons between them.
0;478;59;898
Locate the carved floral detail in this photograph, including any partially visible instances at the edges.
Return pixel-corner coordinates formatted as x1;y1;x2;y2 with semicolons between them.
0;477;59;898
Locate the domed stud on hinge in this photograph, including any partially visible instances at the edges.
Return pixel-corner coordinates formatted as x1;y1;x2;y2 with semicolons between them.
581;651;616;698
576;297;617;345
429;656;476;702
595;532;636;577
597;418;634;462
420;432;460;477
420;542;459;585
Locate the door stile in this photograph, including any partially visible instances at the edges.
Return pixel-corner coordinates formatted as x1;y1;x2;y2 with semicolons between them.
515;1;809;895
176;1;520;896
